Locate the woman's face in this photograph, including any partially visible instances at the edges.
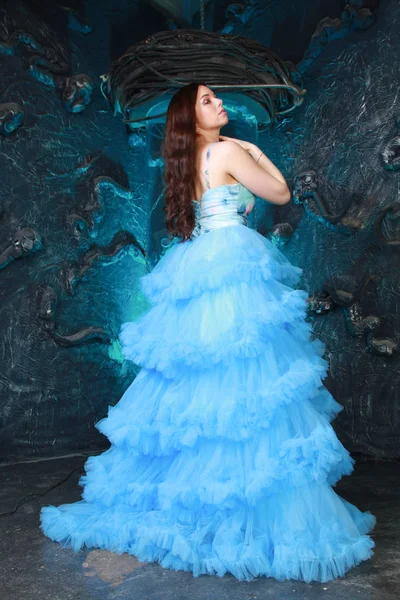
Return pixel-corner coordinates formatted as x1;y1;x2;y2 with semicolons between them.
195;85;228;134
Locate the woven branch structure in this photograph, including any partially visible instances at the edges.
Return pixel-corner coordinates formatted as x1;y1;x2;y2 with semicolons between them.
101;29;306;128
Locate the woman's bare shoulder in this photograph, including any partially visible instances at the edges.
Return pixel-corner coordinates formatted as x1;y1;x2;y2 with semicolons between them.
216;141;290;204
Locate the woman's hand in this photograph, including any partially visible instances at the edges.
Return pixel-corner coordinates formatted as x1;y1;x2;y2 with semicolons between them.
219;135;254;153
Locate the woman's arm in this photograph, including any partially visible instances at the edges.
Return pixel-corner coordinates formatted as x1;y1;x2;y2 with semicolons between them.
248;144;287;186
219;137;291;205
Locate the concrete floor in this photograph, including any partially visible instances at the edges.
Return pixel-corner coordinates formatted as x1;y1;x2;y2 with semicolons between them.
0;451;398;600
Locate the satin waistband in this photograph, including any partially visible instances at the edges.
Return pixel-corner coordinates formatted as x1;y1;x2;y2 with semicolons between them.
192;197;248;238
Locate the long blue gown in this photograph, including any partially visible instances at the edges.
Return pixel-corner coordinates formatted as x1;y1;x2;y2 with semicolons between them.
40;142;376;583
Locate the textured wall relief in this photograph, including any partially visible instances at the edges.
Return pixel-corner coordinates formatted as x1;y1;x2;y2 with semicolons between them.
0;0;398;461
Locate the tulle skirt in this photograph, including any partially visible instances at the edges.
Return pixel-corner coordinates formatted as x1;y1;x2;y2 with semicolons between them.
40;223;376;582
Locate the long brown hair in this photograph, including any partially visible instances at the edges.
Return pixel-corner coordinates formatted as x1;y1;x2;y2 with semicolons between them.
161;81;206;242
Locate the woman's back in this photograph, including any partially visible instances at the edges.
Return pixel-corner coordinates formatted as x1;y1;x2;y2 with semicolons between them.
193;141;240;201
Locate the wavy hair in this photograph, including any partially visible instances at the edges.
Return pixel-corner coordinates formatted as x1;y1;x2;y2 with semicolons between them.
161;81;205;242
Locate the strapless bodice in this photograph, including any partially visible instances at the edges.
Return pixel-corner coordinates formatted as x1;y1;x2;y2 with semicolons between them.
191;183;255;238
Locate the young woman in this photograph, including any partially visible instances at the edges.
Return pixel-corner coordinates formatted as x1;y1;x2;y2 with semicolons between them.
40;82;376;583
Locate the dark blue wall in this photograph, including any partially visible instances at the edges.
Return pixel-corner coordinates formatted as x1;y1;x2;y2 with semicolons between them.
0;0;398;462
